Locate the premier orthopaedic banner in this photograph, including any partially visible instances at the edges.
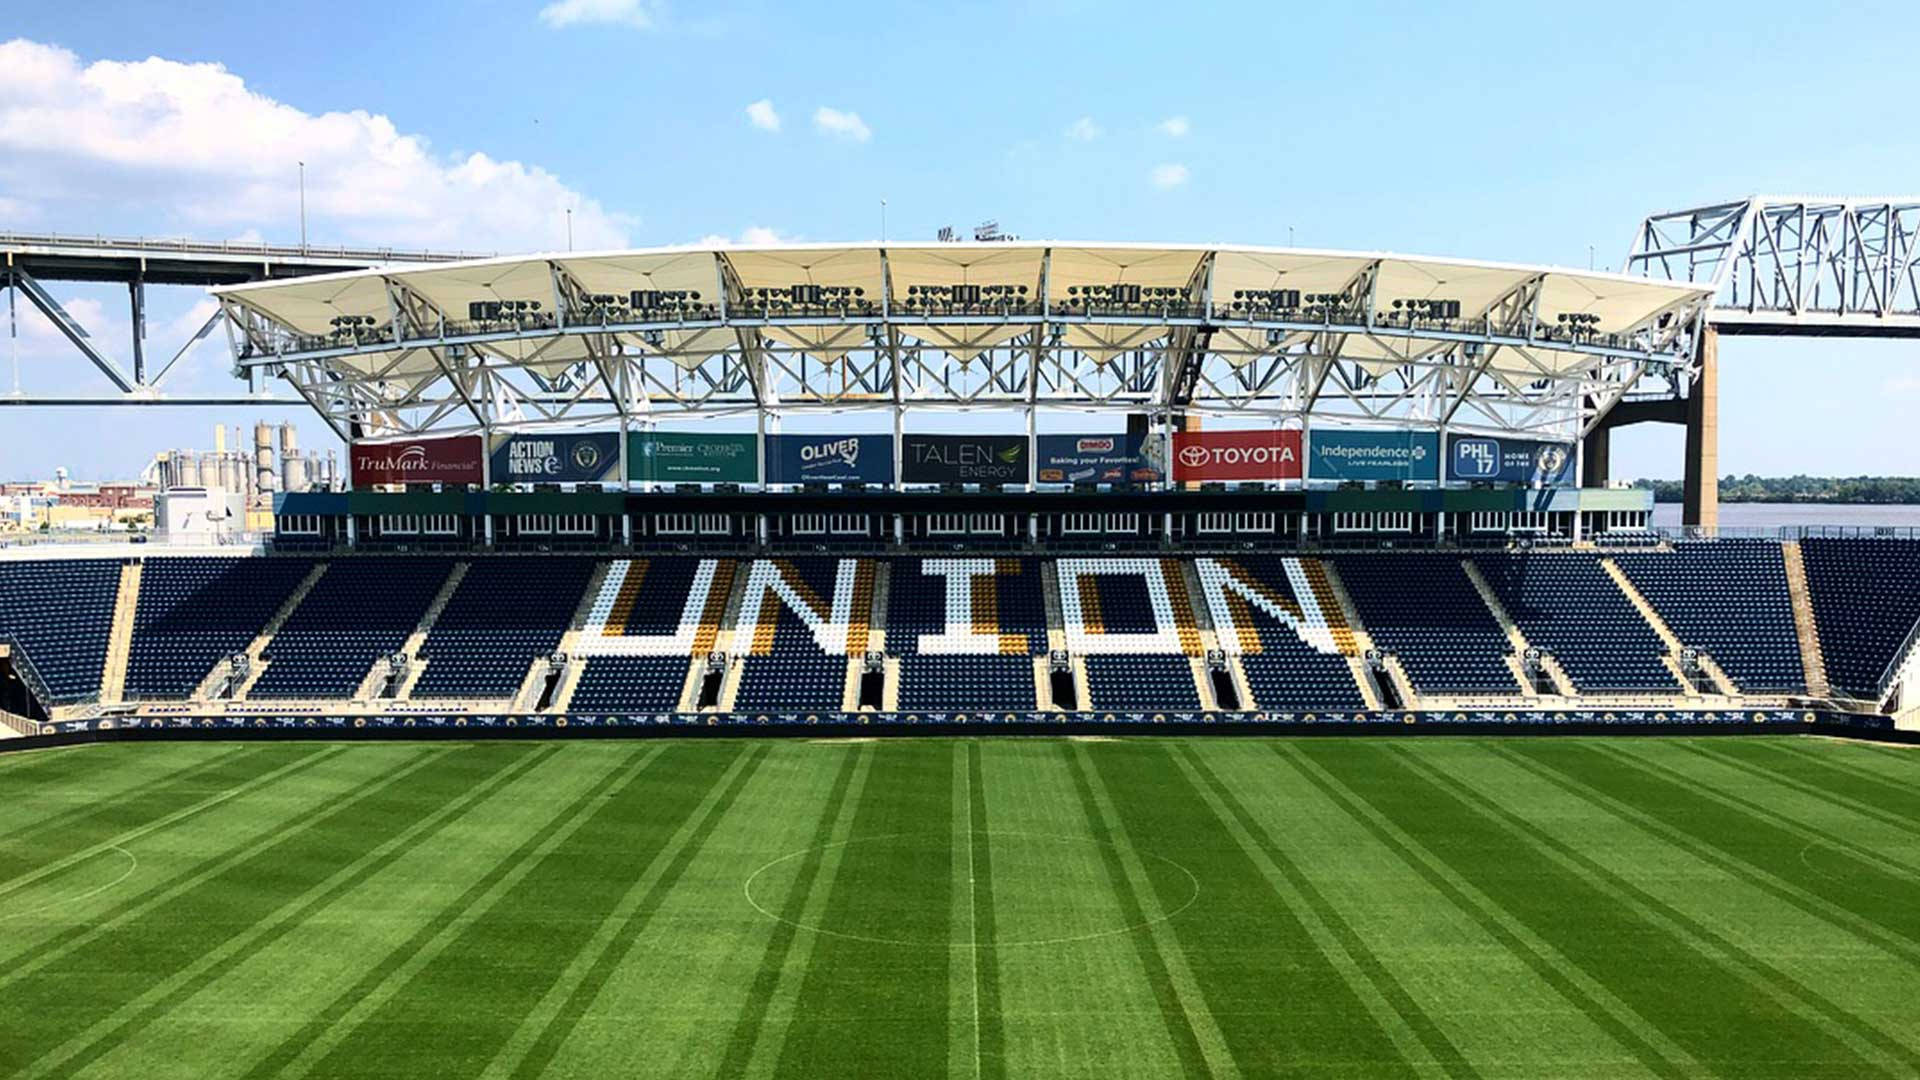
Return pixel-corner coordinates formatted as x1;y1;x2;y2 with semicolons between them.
1035;434;1166;485
1171;430;1302;482
765;434;895;485
1308;429;1440;483
627;432;758;484
901;434;1028;484
1447;436;1576;487
350;435;485;487
488;433;620;483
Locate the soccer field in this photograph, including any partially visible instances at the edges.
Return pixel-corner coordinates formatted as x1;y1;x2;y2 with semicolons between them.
3;736;1919;1079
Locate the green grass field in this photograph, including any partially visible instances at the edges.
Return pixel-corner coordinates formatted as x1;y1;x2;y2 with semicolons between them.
3;735;1919;1079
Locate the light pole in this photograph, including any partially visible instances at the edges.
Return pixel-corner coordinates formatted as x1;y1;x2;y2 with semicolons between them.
298;161;307;249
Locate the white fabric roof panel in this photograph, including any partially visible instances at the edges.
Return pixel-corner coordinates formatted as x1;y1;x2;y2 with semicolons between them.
227;272;392;336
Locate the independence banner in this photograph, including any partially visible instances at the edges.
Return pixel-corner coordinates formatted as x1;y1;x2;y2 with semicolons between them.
1308;430;1439;482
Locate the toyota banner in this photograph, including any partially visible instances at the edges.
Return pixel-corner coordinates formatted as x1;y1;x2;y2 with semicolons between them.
1446;436;1576;487
765;434;895;485
902;435;1028;485
1035;434;1165;486
1170;430;1302;482
350;435;485;487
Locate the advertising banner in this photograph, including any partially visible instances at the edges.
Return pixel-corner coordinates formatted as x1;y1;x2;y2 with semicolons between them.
627;432;758;484
765;434;895;485
1170;430;1302;482
1308;429;1440;483
1446;436;1576;487
350;435;485;487
488;432;620;484
902;434;1029;485
1035;434;1166;486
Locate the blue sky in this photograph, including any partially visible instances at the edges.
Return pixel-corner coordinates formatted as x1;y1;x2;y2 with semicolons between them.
3;0;1918;480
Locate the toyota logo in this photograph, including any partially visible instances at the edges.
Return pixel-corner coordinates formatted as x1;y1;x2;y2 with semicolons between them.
1177;446;1210;468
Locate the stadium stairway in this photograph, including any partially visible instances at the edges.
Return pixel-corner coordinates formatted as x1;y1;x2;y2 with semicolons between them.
1309;561;1389;711
525;560;610;711
1176;560;1257;711
1460;559;1577;698
710;560;754;712
386;561;470;701
97;560;142;705
1038;561;1092;710
0;707;37;738
1600;558;1737;697
226;562;329;701
1781;541;1833;697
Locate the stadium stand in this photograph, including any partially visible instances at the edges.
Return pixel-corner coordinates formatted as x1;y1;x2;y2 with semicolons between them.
1083;655;1201;710
1800;538;1920;696
1613;541;1805;692
249;557;456;699
732;558;871;713
0;559;120;702
1332;553;1519;695
124;556;316;698
1194;556;1368;710
889;557;1045;711
1471;553;1680;693
568;656;691;712
413;556;599;699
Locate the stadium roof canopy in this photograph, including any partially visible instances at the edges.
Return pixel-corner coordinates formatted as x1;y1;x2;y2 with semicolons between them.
212;241;1711;443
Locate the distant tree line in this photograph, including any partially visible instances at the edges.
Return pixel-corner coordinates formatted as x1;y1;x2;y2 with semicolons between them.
1632;475;1920;504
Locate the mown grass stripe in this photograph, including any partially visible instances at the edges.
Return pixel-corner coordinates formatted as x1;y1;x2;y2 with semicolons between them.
712;743;871;1079
238;745;667;1080
1705;741;1920;828
770;743;954;1079
958;741;1004;1080
490;742;772;1080
1065;743;1239;1080
1391;743;1917;1077
1492;742;1920;970
17;744;561;1080
1175;744;1476;1080
0;745;394;990
0;744;334;902
1276;743;1706;1080
1604;741;1920;883
0;744;259;845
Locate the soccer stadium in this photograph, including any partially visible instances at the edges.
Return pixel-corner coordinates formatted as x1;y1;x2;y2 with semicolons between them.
2;221;1920;1077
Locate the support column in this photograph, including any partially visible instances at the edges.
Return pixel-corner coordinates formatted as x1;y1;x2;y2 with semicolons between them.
128;279;147;385
1581;424;1611;488
1682;326;1719;530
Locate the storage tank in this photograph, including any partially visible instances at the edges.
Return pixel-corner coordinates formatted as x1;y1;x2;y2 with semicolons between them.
254;421;276;495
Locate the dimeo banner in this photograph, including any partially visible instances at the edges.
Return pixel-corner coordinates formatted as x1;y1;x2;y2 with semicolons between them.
1035;434;1166;485
1308;430;1440;482
1446;436;1575;487
901;435;1028;484
350;435;485;487
765;434;895;485
627;432;758;484
488;433;620;483
1171;430;1302;482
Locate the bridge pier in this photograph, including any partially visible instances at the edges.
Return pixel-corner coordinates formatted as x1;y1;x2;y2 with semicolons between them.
1682;327;1718;530
1580;425;1610;488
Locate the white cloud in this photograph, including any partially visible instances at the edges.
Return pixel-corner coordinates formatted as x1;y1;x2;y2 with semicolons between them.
1064;116;1101;141
745;99;780;132
1149;163;1190;189
1157;115;1190;137
1883;373;1920;397
690;226;790;246
0;39;633;252
538;0;661;30
813;106;871;143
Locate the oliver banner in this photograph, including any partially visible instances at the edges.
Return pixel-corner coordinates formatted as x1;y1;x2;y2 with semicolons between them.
1447;436;1576;487
350;435;485;487
1308;429;1440;483
1035;434;1165;486
1171;429;1302;482
488;433;620;484
765;434;895;485
628;432;758;484
902;434;1028;485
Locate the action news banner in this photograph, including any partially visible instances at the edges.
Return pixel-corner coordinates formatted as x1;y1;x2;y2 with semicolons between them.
350;435;485;487
1171;429;1302;482
901;434;1028;484
488;433;620;484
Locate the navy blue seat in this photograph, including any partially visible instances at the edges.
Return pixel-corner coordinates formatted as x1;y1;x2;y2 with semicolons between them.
1332;554;1520;694
251;557;455;699
570;656;690;712
0;559;120;702
1801;538;1920;696
1613;541;1804;692
125;557;315;698
414;557;597;699
1472;553;1679;693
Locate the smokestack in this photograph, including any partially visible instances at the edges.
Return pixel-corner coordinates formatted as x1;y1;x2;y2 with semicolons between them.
278;423;301;492
214;424;226;455
255;420;276;496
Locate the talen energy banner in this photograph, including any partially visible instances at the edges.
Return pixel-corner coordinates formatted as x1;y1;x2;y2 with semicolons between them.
488;432;620;483
1036;434;1165;486
1171;429;1302;482
628;432;758;484
1308;429;1440;483
902;434;1028;484
1447;436;1576;487
765;434;894;485
350;435;485;487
